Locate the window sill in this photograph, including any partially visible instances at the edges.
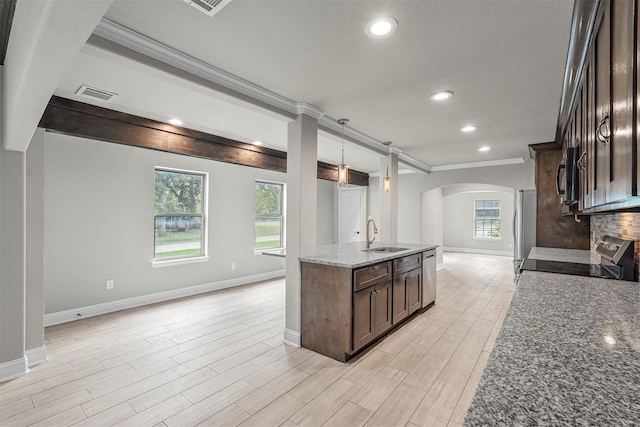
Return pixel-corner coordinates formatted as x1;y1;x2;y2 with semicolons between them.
256;248;286;258
473;237;502;241
152;256;210;268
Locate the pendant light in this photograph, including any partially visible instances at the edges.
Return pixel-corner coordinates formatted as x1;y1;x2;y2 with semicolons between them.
337;119;349;187
383;141;392;193
384;166;391;193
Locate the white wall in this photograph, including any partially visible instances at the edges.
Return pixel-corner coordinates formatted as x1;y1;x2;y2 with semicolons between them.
370;160;534;263
421;188;444;265
316;180;335;245
42;132;336;314
443;190;514;255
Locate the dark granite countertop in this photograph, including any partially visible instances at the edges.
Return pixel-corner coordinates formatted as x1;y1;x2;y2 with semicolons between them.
464;270;640;426
527;247;601;264
298;242;437;268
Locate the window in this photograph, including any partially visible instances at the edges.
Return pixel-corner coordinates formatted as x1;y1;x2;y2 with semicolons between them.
474;200;501;239
154;168;207;260
255;181;284;250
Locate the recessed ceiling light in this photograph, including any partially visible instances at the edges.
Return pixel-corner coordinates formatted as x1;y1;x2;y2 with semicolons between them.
461;125;478;133
253;141;263;146
168;118;183;126
430;91;453;101
365;17;398;38
478;146;491;152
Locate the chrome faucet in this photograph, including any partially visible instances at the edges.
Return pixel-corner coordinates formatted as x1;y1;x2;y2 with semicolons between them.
366;217;378;248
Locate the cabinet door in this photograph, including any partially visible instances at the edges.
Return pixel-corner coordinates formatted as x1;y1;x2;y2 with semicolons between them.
392;275;408;324
637;0;640;195
593;0;610;206
607;0;636;202
353;287;375;352
577;86;586;211
582;60;593;210
372;281;392;337
406;269;422;315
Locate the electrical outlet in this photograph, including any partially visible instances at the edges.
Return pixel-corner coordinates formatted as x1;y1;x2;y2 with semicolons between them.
231;262;236;270
106;279;114;290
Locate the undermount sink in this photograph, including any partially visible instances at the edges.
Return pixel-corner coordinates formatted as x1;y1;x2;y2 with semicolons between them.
361;246;409;253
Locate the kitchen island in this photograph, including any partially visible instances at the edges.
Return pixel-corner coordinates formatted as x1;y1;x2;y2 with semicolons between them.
464;262;640;425
299;242;438;362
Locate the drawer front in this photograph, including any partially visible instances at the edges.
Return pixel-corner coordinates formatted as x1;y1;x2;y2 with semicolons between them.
354;261;392;292
393;253;422;275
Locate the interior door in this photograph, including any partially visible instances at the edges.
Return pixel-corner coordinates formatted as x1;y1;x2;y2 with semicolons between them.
339;187;363;243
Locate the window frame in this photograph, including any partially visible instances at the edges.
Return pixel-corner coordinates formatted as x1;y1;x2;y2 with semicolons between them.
473;199;502;240
254;180;286;252
153;166;209;266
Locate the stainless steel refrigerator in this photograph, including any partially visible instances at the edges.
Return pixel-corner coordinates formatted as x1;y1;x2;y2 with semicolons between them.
514;189;536;281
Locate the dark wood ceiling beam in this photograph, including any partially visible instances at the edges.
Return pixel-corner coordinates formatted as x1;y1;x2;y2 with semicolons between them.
38;96;369;186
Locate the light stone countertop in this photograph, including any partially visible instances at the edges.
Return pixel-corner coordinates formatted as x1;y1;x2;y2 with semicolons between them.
464;270;640;426
527;246;601;264
299;242;438;268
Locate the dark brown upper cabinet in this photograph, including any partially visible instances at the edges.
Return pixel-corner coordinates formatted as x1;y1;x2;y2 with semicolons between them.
607;0;636;203
557;0;639;213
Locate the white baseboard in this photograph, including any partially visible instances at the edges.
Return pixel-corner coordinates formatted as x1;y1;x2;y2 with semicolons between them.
283;328;301;347
45;269;285;327
26;345;48;367
444;247;513;257
0;355;28;383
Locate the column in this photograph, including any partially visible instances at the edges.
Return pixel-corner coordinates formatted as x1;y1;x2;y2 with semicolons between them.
0;146;27;382
25;129;46;366
285;113;318;345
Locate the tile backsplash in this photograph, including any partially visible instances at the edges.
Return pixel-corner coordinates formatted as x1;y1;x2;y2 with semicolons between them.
590;212;640;280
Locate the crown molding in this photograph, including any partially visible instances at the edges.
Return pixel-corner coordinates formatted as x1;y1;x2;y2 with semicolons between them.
295;103;325;119
94;18;299;115
93;18;434;174
430;157;526;172
396;151;432;174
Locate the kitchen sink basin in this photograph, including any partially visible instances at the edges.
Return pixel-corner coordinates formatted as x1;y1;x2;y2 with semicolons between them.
361;247;409;253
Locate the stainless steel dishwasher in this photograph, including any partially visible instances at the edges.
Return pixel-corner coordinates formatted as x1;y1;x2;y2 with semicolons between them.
422;249;436;307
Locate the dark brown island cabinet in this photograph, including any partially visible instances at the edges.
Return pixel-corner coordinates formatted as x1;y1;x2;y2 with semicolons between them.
300;245;436;362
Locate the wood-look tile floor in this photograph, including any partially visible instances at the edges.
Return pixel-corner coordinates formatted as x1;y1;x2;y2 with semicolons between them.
0;252;515;427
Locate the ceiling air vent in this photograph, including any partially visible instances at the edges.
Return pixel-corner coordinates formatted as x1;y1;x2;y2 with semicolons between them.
182;0;233;17
75;85;118;102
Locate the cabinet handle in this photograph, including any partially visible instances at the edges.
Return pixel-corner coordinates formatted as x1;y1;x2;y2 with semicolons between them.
556;162;566;196
596;114;610;146
576;150;586;172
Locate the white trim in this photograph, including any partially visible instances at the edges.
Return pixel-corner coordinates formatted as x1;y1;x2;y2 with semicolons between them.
26;345;48;367
437;262;445;270
0;356;28;383
283;328;301;347
152;256;210;268
94;19;299;116
431;157;525;172
44;269;285;327
369;169;417;177
444;247;512;257
295;103;325;119
93;19;434;175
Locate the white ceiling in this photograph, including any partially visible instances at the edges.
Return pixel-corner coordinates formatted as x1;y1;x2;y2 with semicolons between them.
54;0;575;173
